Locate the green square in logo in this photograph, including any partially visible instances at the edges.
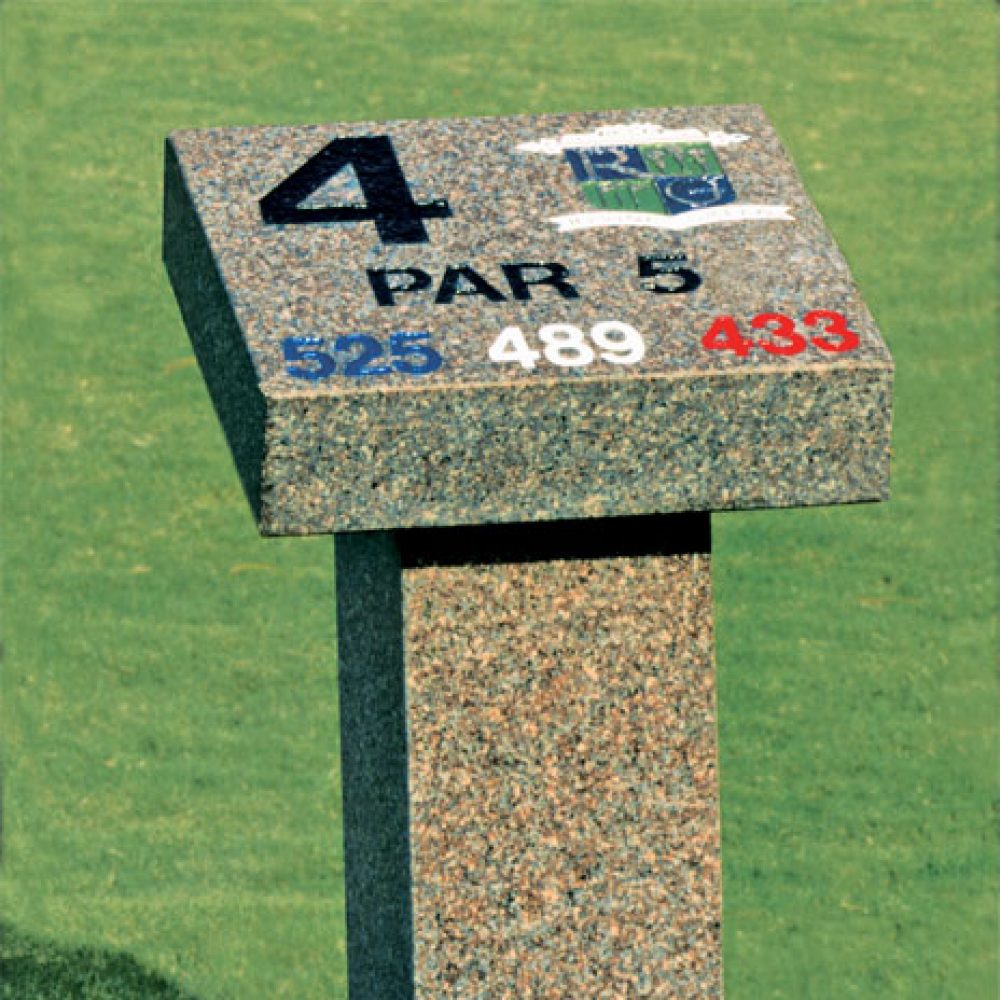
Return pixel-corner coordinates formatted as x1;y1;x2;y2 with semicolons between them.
639;142;723;177
579;179;667;214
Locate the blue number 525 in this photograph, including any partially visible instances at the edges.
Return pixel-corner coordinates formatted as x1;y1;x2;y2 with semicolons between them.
282;331;443;380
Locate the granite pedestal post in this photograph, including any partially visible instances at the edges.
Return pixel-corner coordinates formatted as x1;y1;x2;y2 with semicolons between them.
163;105;892;998
337;515;719;998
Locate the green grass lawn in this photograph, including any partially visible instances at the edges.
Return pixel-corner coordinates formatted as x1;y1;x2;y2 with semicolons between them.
2;1;995;997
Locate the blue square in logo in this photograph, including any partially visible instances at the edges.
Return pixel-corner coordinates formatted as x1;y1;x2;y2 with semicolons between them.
564;146;648;182
656;175;736;215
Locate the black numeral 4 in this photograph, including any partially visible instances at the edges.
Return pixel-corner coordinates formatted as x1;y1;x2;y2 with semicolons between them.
260;135;452;244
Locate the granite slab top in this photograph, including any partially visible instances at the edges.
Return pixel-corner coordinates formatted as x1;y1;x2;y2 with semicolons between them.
163;105;892;535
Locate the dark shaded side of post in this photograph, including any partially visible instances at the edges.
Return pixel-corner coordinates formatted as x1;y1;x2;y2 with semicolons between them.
335;532;415;1000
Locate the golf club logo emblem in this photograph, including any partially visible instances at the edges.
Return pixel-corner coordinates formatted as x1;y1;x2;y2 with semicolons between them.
517;123;793;232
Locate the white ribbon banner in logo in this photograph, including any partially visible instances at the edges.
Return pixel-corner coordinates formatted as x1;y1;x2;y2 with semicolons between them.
548;204;793;233
515;124;752;154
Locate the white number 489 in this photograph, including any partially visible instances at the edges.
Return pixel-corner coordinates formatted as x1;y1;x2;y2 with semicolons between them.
488;320;645;370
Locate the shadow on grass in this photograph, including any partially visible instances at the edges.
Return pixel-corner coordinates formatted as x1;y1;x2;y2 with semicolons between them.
0;923;198;999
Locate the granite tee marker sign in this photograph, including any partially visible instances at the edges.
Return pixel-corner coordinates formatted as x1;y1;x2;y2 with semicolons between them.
163;105;891;537
163;105;892;998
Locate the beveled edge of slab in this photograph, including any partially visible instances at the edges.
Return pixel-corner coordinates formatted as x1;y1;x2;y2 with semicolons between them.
250;362;891;535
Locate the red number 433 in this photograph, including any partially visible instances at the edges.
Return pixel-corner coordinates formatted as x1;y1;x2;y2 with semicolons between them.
701;309;860;357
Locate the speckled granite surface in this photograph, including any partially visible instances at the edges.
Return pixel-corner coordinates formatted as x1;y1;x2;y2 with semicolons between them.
337;515;720;999
163;105;892;535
